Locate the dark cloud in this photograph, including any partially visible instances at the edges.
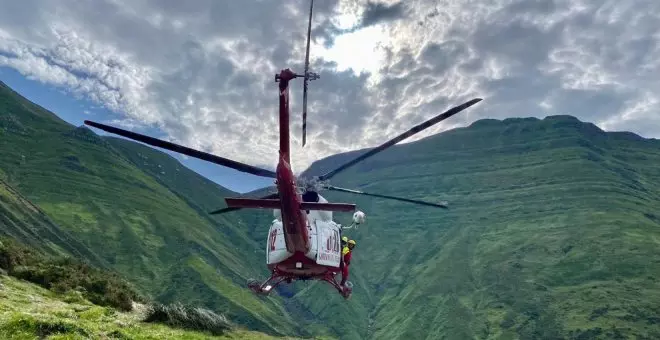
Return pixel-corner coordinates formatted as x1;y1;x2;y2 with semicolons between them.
361;1;408;27
312;1;407;49
420;39;470;73
506;0;558;15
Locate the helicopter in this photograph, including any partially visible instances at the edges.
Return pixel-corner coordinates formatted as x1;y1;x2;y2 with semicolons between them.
83;0;482;299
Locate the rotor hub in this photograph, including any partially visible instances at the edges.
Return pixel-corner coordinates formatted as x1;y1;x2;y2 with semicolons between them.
295;176;328;194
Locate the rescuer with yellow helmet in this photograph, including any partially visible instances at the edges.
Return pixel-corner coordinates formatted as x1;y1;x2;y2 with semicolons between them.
340;239;356;286
339;236;349;270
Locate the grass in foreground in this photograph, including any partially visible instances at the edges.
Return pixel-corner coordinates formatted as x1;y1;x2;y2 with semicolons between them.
0;237;143;312
0;238;315;339
0;275;306;339
143;303;232;336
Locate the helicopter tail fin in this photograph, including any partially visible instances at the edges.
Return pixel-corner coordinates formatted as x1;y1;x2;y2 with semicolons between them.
223;198;355;212
224;198;281;209
299;202;356;212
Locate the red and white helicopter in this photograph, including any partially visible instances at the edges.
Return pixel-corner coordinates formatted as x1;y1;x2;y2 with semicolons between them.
83;0;482;299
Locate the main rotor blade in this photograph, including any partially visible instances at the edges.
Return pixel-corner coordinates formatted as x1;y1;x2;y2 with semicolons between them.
209;193;279;215
84;120;277;178
318;98;483;181
301;0;314;147
326;185;448;209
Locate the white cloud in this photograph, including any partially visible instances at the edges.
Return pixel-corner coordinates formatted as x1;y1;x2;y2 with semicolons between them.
315;25;389;79
0;0;659;177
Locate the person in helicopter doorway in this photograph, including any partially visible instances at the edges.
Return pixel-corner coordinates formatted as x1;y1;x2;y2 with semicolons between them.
340;239;356;286
339;236;348;270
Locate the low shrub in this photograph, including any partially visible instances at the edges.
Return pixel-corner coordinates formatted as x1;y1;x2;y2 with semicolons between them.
0;237;144;311
0;237;236;335
143;302;233;336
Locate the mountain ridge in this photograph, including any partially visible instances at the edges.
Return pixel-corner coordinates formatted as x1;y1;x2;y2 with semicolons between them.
303;114;657;179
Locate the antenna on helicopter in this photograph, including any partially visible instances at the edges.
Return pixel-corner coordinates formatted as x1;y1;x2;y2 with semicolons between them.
302;0;318;147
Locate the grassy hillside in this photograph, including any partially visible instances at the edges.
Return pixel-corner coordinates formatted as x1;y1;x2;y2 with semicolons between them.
0;274;306;339
291;115;660;339
104;137;269;280
0;176;107;267
0;80;303;337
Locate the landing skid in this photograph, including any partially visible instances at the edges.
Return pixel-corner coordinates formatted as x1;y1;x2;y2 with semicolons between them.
247;270;352;299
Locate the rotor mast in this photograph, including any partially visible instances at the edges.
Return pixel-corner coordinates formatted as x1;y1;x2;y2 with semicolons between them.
275;0;317;162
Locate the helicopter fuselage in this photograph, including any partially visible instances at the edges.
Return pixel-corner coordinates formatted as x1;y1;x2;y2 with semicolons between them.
268;191;343;276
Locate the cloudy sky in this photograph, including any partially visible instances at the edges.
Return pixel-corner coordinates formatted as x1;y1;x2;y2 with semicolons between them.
1;0;659;192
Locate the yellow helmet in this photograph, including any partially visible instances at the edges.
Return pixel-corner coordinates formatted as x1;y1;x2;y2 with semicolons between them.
342;236;348;243
348;240;356;245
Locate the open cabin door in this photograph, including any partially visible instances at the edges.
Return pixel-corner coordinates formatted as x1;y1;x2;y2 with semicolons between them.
315;220;342;267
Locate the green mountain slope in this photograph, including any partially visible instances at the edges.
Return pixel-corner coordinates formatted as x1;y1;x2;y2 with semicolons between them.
0;81;302;336
0;176;107;266
292;115;660;339
104;137;269;278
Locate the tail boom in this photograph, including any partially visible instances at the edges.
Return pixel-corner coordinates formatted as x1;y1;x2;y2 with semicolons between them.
276;156;310;254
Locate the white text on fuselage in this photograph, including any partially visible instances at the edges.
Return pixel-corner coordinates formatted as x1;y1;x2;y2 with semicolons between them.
318;253;340;262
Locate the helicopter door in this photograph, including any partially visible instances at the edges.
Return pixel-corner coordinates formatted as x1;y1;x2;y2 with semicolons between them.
266;219;291;264
315;220;341;267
